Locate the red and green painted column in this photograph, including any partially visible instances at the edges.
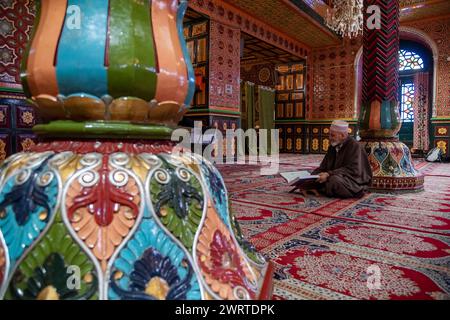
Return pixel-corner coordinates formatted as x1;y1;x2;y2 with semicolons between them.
358;0;423;191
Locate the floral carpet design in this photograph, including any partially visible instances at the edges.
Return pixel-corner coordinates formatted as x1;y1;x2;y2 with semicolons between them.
217;155;450;300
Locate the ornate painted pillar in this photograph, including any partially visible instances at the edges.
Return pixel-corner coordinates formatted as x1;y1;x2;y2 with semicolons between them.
358;0;423;191
0;0;272;300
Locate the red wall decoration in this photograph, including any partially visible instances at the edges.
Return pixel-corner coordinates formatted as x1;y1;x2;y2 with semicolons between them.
311;38;362;120
208;20;241;110
0;0;38;160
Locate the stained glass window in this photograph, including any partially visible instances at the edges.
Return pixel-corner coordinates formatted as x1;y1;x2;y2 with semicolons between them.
399;49;424;71
400;83;415;122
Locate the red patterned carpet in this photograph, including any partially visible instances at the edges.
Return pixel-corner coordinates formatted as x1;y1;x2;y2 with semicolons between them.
217;154;450;300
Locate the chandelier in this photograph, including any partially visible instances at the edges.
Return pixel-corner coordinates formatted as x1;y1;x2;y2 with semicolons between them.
325;0;364;38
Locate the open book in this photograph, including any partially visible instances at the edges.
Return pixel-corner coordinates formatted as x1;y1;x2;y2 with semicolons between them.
280;171;319;186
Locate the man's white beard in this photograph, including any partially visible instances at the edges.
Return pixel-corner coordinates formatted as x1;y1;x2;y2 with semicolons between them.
331;141;339;147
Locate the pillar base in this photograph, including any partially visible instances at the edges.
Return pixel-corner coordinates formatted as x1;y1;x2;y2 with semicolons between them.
0;139;272;300
361;140;424;192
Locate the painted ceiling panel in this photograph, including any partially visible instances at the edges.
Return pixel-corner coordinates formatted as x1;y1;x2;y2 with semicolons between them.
223;0;340;48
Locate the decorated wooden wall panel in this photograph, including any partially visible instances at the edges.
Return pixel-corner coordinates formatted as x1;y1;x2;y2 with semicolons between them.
276;122;357;154
399;0;450;23
241;63;276;87
277;125;297;153
432;121;450;158
308;123;357;154
184;20;210;108
274;61;308;152
211;115;240;157
180;112;240;157
0;1;39;160
0;97;38;160
277;127;285;152
292;125;307;154
275;62;307;121
276;124;308;154
184;16;241;141
306;65;313;120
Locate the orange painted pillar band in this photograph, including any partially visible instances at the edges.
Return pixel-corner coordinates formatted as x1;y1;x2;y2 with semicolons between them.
26;0;67;98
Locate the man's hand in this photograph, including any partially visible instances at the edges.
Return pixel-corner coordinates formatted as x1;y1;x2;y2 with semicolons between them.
317;172;330;183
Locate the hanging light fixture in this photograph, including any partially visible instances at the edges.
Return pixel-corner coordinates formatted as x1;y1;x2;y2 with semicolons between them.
326;0;364;38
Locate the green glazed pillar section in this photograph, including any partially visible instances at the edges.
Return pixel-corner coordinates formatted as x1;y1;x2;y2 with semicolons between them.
107;0;158;100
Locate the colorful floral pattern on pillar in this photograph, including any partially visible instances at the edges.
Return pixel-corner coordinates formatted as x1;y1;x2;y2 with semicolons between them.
365;142;417;177
108;219;201;300
0;144;272;300
64;153;141;272
0;152;60;267
4;216;98;300
363;141;424;190
149;156;204;250
196;203;258;300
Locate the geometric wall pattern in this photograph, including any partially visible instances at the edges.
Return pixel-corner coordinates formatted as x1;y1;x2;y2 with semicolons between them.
311;38;362;119
399;49;425;71
311;15;450;120
208;20;241;110
0;0;38;160
403;17;450;117
0;0;35;89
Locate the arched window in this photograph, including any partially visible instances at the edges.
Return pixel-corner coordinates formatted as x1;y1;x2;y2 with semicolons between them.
398;48;426;123
397;40;432;148
400;82;415;122
399;49;424;72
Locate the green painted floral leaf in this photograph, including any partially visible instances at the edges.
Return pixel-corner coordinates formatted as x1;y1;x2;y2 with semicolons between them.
5;212;99;300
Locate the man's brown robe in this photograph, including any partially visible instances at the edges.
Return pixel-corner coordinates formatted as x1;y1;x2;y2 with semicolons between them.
311;137;372;198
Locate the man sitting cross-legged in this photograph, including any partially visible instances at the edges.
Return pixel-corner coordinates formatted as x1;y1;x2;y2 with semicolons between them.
294;120;372;198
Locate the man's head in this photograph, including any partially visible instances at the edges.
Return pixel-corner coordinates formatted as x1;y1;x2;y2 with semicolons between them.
329;120;349;147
